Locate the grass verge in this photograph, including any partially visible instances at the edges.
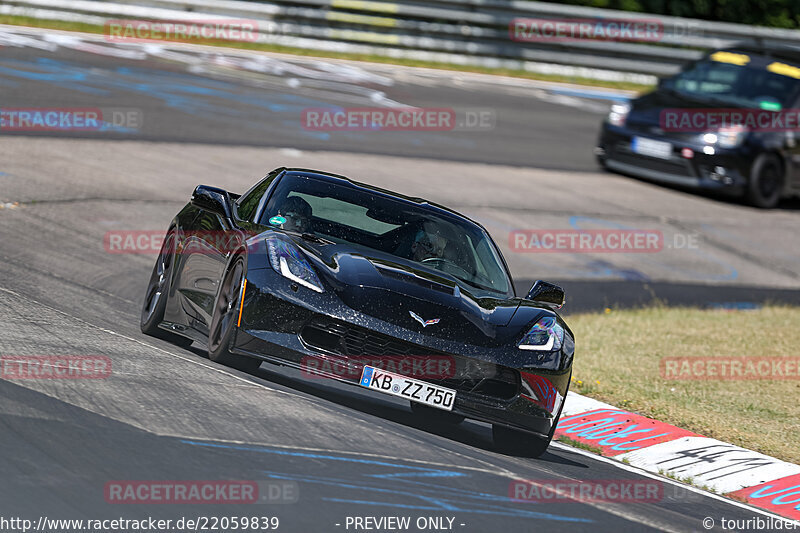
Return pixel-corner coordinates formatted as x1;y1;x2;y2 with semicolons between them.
0;15;653;93
567;305;800;465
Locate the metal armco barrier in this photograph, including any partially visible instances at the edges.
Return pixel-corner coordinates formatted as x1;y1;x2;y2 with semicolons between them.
3;0;800;84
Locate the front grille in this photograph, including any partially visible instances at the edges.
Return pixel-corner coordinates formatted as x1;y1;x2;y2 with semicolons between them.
613;150;693;176
300;316;519;400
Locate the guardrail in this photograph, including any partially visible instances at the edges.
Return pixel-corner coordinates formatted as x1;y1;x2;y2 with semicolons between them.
3;0;800;84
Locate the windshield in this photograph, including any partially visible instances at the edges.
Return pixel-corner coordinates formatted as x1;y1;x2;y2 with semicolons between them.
664;52;800;109
260;174;512;296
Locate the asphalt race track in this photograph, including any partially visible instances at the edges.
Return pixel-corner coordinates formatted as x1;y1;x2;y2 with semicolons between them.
0;25;798;532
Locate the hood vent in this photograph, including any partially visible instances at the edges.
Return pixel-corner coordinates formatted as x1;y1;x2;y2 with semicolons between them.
371;261;456;296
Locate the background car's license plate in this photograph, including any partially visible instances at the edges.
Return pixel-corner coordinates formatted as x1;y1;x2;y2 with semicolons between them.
359;366;456;411
631;136;673;159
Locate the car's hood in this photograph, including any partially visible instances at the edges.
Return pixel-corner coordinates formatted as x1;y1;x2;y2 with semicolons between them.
301;240;524;346
626;89;732;135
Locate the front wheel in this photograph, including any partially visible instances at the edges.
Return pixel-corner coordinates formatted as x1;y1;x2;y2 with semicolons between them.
140;228;193;347
492;425;552;458
745;154;783;208
207;257;260;373
493;377;568;458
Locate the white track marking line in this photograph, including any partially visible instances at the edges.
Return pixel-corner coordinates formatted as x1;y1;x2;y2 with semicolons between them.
162;435;520;478
2;286;793;525
551;441;800;526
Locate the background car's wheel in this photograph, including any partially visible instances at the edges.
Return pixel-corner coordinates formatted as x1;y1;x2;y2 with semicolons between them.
745;154;783;208
207;256;260;372
140;228;193;347
410;401;465;425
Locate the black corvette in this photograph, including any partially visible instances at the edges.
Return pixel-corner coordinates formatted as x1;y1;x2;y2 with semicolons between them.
140;168;574;456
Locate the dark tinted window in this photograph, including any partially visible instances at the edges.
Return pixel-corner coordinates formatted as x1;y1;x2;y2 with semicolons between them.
235;170;281;221
666;54;800;108
260;174;512;296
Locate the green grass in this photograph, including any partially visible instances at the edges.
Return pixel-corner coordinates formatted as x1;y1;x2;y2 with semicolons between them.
0;15;653;93
555;434;606;455
568;305;800;464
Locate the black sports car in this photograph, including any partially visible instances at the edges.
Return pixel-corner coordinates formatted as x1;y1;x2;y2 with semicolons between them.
140;168;574;457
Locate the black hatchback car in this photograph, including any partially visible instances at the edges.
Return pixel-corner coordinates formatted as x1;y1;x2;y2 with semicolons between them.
597;44;800;207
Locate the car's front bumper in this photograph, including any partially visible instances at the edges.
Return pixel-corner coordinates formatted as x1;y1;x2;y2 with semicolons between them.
597;123;751;193
230;267;571;439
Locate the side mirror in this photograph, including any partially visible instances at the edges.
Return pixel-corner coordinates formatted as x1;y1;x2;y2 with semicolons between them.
191;185;233;220
526;280;565;309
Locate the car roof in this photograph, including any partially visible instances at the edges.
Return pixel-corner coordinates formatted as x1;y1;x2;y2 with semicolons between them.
721;43;800;65
279;168;489;230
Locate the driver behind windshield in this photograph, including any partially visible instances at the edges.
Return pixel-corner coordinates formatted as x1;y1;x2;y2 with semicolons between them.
411;223;447;262
279;196;313;233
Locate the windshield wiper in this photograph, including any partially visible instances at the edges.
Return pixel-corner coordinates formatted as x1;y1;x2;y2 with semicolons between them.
300;232;334;245
280;229;335;245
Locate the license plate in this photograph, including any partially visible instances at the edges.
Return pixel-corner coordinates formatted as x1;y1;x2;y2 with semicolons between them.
359;365;456;411
631;136;672;159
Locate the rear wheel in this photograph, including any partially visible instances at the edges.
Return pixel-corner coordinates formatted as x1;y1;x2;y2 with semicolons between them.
745;154;783;208
410;401;465;425
207;257;260;372
140;228;193;347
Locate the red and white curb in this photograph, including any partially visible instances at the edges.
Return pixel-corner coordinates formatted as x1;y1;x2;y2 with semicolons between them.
558;392;800;521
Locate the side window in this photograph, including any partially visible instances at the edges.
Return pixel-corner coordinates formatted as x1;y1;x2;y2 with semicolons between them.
235;170;281;222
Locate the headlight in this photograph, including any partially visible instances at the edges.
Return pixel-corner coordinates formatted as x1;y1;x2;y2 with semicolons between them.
518;316;564;351
608;102;630;127
702;126;747;148
266;235;324;293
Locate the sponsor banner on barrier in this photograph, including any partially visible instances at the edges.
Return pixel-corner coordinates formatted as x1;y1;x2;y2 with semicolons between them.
728;473;800;521
555;408;697;456
617;437;800;494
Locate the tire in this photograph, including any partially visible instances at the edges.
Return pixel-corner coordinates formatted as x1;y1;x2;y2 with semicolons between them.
140;228;193;347
492;425;552;458
207;256;260;373
745;154;783;209
410;401;465;425
493;377;569;458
